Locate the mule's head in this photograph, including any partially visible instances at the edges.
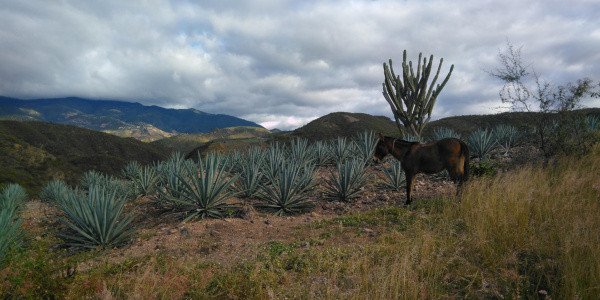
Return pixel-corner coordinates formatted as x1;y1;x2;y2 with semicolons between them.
373;133;390;163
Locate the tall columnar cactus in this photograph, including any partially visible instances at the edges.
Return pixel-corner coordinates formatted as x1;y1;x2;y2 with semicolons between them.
383;50;454;140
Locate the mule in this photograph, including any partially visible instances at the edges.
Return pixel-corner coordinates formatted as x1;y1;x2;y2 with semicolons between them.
373;133;469;205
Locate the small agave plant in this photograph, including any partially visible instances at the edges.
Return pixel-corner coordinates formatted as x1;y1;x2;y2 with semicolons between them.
352;131;378;165
381;160;406;192
432;127;461;140
257;159;317;216
467;128;499;160
493;124;522;155
323;158;370;202
163;152;240;221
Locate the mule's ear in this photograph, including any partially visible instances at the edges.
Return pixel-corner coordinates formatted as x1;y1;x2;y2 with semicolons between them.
377;132;385;141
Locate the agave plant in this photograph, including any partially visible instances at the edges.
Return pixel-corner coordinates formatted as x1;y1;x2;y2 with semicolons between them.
432;127;461;140
0;208;24;263
467;128;499;160
329;137;353;164
39;180;72;204
585;114;599;131
493;124;522;155
0;184;28;214
402;132;422;142
257;160;317;216
311;141;331;166
263;142;287;181
56;185;136;249
323;158;370;202
164;152;240;221
352;131;378;165
381;160;406;191
287;137;315;166
129;165;159;198
235;155;265;199
122;161;142;181
80;170;106;190
153;152;193;208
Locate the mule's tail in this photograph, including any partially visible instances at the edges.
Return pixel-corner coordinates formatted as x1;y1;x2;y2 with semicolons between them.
460;140;470;182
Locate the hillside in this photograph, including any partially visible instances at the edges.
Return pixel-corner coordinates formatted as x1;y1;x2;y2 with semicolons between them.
0;96;263;139
0;120;169;192
289;112;400;142
152;126;273;154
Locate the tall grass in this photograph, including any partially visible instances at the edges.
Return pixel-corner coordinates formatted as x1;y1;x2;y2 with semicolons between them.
456;148;600;298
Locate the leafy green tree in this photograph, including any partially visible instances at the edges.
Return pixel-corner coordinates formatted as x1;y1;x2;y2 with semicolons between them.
383;50;454;140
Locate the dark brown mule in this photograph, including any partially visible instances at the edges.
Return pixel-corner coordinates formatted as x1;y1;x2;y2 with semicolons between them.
373;133;469;205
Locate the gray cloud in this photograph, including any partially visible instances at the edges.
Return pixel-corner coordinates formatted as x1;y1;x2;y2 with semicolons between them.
1;0;599;130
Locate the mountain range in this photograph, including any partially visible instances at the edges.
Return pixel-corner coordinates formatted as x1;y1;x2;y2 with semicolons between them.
0;96;263;141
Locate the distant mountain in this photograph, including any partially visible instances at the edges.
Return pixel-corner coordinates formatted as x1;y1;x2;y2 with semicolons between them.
0;96;263;140
0;120;169;193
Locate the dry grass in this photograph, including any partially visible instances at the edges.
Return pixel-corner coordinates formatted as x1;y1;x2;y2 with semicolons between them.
2;147;599;299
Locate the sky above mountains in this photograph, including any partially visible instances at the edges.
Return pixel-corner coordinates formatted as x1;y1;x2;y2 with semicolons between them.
1;0;599;130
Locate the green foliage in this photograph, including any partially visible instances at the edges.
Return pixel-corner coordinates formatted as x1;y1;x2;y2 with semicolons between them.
256;160;317;216
287;137;315;166
323;158;370;202
432;127;461;140
381;160;406;191
352;131;378;165
0;184;26;263
402;132;421;142
467;128;499;160
38;180;72;204
311;141;331;166
329;137;353;164
55;185;136;249
121;161;142;181
469;160;498;177
234;150;265;199
80;170;135;201
153;152;191;208
125;164;159;198
160;152;240;221
0;184;27;214
493;124;522;155
586;114;600;130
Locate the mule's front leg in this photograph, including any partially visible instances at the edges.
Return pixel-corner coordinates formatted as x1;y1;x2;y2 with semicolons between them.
405;173;416;206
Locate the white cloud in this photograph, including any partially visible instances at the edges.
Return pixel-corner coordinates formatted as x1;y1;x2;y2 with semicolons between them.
1;0;599;130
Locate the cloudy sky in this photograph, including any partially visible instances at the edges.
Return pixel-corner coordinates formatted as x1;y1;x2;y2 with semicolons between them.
1;0;599;130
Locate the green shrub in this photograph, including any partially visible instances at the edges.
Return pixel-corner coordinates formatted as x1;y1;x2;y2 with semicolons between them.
38;180;72;204
0;184;26;263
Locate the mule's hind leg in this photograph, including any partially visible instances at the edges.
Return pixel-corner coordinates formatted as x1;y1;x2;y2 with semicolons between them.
405;172;416;206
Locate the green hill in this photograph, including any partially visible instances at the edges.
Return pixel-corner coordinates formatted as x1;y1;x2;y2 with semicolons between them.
288;112;399;142
152;126;273;154
0;120;169;193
